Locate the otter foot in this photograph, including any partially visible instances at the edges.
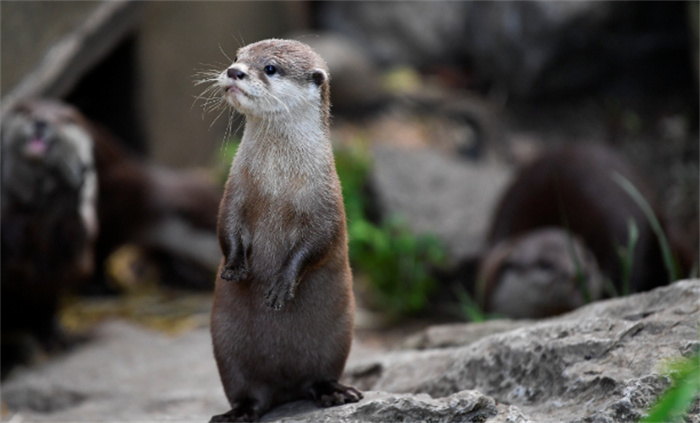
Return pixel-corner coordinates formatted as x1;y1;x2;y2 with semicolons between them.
220;261;248;282
309;381;363;408
210;402;260;423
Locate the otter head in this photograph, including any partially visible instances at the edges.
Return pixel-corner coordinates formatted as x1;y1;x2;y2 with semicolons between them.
2;99;95;193
218;39;330;124
480;228;604;319
1;99;98;245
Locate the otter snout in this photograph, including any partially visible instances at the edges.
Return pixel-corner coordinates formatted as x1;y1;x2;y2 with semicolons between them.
227;67;247;80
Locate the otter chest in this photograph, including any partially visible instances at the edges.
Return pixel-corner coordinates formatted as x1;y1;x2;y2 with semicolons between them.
236;143;326;204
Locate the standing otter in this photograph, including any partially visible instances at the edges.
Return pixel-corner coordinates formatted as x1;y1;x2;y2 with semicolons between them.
206;39;362;422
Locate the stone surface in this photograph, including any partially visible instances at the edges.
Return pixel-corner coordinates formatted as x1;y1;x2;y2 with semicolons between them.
316;2;693;98
2;321;228;421
263;390;498;423
370;144;512;260
3;280;698;422
400;320;532;351
345;280;700;422
298;32;387;113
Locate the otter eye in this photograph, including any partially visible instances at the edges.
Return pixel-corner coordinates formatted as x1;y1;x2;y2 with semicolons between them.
264;65;277;76
234;56;238;62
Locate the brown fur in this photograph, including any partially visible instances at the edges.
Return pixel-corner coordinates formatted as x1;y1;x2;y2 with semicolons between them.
484;143;694;309
1;99;98;374
91;121;221;290
208;39;361;422
1;98;221;373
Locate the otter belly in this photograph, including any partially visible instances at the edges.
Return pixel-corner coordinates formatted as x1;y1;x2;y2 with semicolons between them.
211;260;353;406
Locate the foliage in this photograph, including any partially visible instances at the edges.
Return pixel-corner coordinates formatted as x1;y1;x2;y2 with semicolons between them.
616;218;640;296
215;138;240;184
453;284;488;323
641;350;700;423
335;143;447;316
612;172;682;283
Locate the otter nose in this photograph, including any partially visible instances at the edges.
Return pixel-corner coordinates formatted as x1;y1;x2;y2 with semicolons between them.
227;67;247;80
34;121;48;138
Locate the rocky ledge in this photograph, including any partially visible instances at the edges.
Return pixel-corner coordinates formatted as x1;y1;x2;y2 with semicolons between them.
3;280;699;422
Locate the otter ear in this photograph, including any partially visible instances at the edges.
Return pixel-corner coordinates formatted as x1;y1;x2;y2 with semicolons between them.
311;69;327;86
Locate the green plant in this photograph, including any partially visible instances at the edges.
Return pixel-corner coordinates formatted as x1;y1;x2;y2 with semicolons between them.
334;143;448;316
216;138;241;184
612;172;681;283
333;141;372;224
350;216;446;315
616;218;640;296
641;350;700;423
453;284;488;323
563;228;592;304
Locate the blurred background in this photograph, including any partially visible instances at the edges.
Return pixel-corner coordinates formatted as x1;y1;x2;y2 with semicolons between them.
1;0;698;377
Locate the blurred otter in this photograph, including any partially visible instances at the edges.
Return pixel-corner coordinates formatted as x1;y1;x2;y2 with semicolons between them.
479;228;604;318
1;99;221;375
91;109;221;292
2;100;99;372
480;143;694;318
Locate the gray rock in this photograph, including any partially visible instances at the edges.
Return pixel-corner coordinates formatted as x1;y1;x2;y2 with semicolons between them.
401;320;532;351
370;144;512;260
2;321;229;421
317;1;615;97
317;2;691;98
346;280;700;422
263;390;499;423
3;281;698;422
297;32;387;113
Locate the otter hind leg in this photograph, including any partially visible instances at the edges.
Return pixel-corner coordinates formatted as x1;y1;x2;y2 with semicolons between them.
210;397;262;422
309;380;363;408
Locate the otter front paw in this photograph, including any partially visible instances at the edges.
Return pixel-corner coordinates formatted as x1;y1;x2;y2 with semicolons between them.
220;260;249;281
264;280;297;310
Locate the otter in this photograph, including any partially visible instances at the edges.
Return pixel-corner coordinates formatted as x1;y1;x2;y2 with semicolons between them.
206;39;362;422
483;143;694;314
1;99;98;372
479;227;604;318
1;99;222;375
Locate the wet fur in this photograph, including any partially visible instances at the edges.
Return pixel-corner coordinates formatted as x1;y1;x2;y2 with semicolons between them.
205;39;361;421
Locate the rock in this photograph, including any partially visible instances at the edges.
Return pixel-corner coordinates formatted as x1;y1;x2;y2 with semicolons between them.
346;280;700;422
369;144;512;261
316;2;472;68
316;2;693;97
296;32;387;114
2;321;229;421
263;390;498;423
401;319;532;351
3;281;698;422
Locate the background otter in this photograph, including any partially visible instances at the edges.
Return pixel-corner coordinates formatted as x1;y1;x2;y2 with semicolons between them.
481;143;694;317
1;100;98;373
1;99;222;376
479;227;604;318
207;39;362;422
